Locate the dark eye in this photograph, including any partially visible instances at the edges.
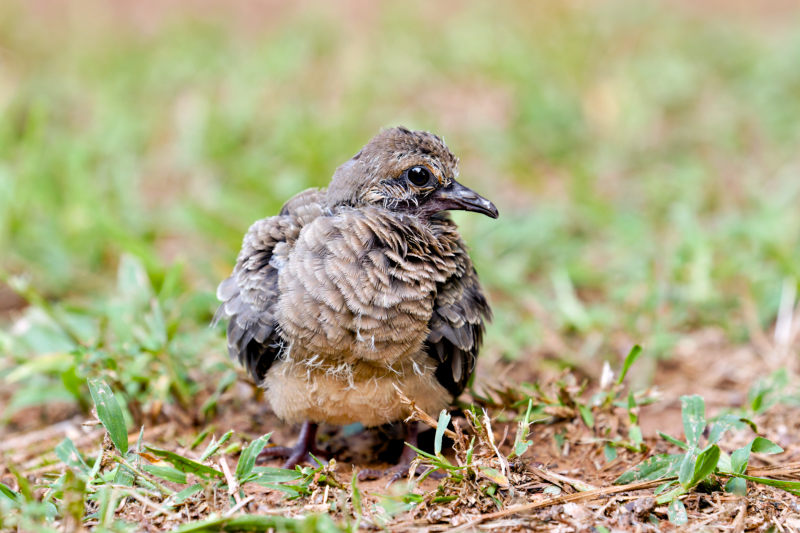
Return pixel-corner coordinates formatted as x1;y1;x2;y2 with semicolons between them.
407;166;432;187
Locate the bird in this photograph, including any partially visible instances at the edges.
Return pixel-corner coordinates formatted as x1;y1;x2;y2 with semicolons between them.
214;126;497;480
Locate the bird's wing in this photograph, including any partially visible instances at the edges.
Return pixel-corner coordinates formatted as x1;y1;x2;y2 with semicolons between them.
427;264;492;400
213;188;324;383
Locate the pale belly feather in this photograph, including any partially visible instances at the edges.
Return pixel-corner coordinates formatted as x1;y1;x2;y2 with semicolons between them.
263;355;451;427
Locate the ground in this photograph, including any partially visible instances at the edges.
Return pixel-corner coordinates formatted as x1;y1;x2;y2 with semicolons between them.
1;0;800;531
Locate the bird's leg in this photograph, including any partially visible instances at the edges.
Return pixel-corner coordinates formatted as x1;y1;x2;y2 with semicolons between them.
359;421;442;485
257;421;328;469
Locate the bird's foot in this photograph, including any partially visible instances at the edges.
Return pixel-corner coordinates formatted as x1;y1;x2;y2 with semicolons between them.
256;446;320;469
256;422;328;470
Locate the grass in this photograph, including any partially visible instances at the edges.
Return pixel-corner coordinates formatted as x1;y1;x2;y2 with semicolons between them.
1;0;800;530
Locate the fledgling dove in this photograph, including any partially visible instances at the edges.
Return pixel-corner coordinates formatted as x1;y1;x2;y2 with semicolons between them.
215;126;497;480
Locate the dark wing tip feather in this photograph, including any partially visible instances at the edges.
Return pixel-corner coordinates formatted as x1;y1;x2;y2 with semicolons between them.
427;264;491;400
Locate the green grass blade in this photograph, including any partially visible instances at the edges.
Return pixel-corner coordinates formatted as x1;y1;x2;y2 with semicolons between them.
169;484;204;505
657;432;689;450
248;467;303;485
87;378;128;455
730;474;800;496
434;409;451;457
144;446;223;479
199;430;234;462
578;404;594;428
143;465;189;484
351;469;362;518
172;514;340;532
88;447;103;480
235;433;272;482
617;345;642;385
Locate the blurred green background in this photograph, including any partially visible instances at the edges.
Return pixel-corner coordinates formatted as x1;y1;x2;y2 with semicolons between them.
1;0;799;425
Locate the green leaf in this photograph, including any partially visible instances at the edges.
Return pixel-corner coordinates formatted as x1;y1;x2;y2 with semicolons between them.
751;437;783;454
627;390;638;424
514;440;533;457
628;425;643;445
617;345;642;385
603;443;617;462
707;414;741;444
654;480;677;495
478;466;509;485
688;444;720;488
113;461;136;488
143;465;189;484
578;404;594;428
725;477;747;496
0;482;19;503
144;446;223;479
667;498;688;526
680;395;706;449
88;448;103;480
730;437;784;476
55;437;90;473
87;378;128;455
731;445;751;475
235;433;272;483
434;410;451;457
678;449;697;487
717;451;732;473
614;454;683;484
657;432;689;450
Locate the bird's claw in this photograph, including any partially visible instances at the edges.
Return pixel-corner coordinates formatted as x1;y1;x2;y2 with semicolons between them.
256;422;328;470
257;446;320;470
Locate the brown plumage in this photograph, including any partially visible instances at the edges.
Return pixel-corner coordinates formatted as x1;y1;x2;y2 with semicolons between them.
215;126;497;474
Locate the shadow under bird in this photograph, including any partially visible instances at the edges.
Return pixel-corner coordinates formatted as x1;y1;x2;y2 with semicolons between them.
215;126;498;482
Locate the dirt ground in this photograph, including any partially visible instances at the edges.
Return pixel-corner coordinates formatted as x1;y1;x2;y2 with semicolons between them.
2;324;799;531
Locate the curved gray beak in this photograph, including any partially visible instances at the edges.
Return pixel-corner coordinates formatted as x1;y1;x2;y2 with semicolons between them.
435;180;499;219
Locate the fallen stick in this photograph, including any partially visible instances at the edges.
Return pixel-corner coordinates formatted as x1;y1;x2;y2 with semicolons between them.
437;477;676;533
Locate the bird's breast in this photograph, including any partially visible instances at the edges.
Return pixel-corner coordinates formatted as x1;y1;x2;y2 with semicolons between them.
274;209;460;370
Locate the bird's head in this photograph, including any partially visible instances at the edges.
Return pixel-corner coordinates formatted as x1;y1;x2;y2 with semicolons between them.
326;126;498;220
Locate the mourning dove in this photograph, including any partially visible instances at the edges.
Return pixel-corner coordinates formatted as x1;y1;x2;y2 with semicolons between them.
215;126;497;478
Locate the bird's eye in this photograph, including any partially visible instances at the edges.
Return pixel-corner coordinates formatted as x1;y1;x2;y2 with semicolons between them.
406;166;432;187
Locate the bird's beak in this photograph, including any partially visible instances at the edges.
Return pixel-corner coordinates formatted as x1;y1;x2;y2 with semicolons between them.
434;180;499;219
